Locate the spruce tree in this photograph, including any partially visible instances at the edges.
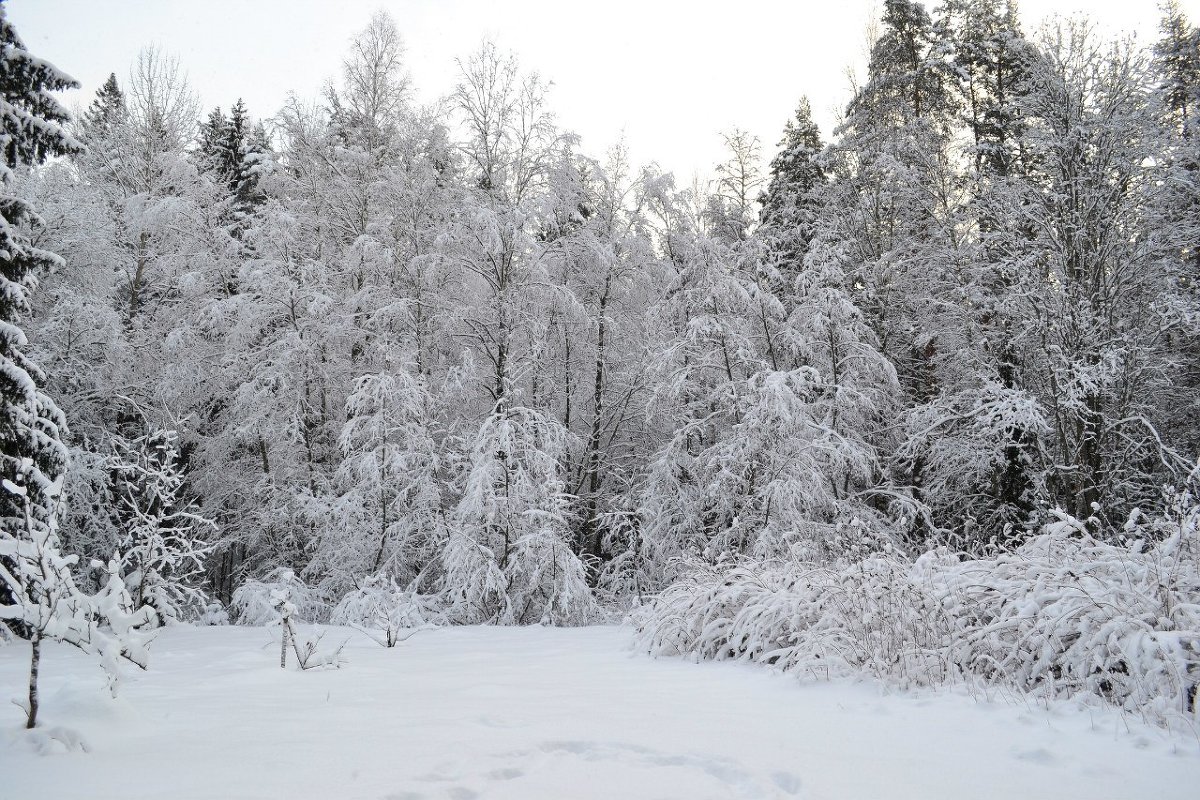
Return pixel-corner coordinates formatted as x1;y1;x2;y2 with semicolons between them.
760;98;824;226
197;105;230;176
0;1;80;578
79;73;126;143
0;4;86;728
197;99;269;223
759;98;825;290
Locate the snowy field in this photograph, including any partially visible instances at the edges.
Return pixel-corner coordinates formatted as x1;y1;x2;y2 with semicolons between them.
2;625;1198;800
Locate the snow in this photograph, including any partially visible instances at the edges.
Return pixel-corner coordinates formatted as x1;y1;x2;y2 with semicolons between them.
1;624;1198;800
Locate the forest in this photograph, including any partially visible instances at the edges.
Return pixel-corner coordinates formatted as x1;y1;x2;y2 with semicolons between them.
2;0;1199;737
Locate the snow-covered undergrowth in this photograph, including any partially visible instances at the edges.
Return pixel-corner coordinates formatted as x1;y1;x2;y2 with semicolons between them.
2;625;1197;799
635;507;1200;728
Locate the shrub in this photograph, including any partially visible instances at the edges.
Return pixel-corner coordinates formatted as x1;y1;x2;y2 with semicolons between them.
331;576;441;646
634;494;1200;725
230;568;329;625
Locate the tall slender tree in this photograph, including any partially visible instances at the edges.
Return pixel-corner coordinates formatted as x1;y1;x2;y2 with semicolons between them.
0;4;91;729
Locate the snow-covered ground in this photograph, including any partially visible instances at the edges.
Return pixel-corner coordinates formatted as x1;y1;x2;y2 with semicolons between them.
1;625;1197;800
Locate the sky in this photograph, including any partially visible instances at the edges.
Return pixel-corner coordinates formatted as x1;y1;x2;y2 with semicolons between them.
6;0;1196;181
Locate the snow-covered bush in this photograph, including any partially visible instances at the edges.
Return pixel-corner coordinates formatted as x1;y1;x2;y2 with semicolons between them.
230;568;329;625
933;507;1200;721
634;553;954;685
635;495;1200;724
503;528;595;625
199;601;229;626
331;576;440;646
90;557;157;696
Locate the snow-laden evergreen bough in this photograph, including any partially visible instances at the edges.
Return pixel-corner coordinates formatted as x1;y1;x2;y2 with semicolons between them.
635;493;1200;725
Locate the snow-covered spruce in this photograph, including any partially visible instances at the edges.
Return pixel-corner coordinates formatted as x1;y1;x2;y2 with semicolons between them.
1;5;155;732
635;499;1200;725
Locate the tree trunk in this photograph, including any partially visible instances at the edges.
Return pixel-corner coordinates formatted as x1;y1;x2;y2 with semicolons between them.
130;230;149;317
280;620;289;669
26;631;41;729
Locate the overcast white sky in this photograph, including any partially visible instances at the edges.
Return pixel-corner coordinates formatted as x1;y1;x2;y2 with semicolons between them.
7;0;1196;180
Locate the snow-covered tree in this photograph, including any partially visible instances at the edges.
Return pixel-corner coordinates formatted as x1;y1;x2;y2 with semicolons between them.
1000;22;1189;524
111;429;214;622
0;7;157;729
759;97;825;293
307;367;442;595
78;73;126;144
444;405;592;624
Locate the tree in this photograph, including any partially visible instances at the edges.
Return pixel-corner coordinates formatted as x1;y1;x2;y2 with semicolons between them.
0;0;81;625
308;367;442;595
197;99;272;228
706;128;764;242
848;0;957;131
1155;0;1200;137
993;22;1190;524
0;5;144;730
327;9;410;156
111;429;214;622
1151;2;1200;461
829;0;965;407
453;40;561;202
940;0;1033;176
79;73;126;143
444;405;593;624
759;98;825;290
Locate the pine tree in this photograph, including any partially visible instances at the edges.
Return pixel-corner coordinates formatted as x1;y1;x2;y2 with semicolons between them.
847;0;957;131
825;0;962;408
941;0;1033;177
888;0;1044;545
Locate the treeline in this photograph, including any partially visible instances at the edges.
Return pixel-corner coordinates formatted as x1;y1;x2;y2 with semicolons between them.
12;0;1200;625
